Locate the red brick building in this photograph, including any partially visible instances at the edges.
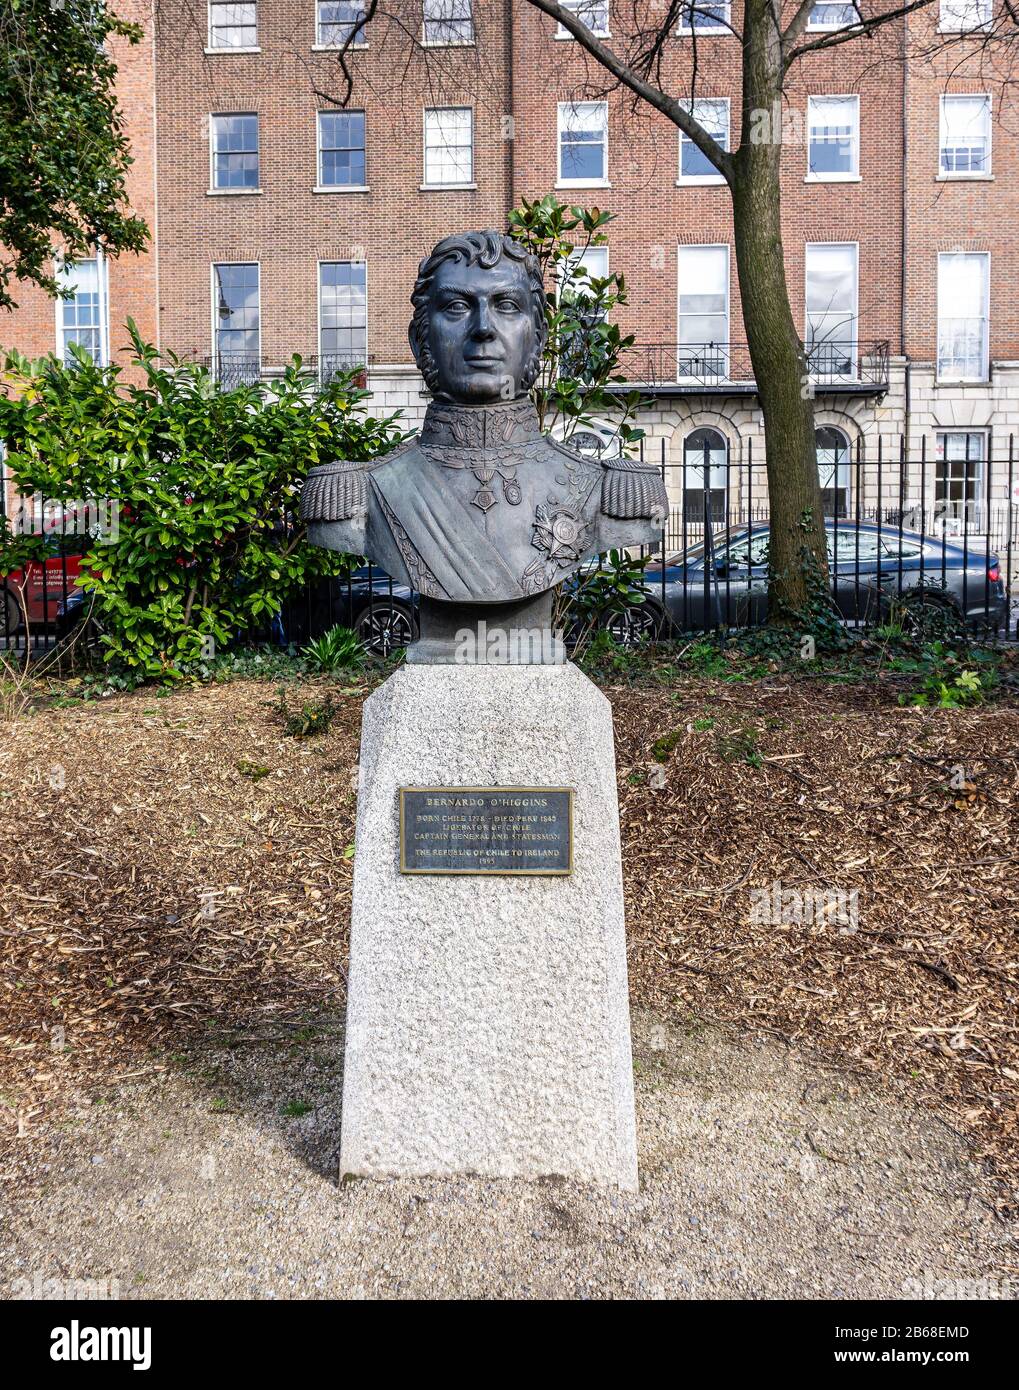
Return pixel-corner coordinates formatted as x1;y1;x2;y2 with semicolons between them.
3;0;1018;546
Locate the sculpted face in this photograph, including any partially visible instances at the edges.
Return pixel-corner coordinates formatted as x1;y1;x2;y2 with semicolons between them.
425;256;536;404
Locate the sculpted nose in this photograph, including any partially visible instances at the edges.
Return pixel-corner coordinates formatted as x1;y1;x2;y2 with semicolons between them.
472;299;496;340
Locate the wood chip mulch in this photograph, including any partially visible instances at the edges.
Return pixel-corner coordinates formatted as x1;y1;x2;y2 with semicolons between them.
1;673;1016;1212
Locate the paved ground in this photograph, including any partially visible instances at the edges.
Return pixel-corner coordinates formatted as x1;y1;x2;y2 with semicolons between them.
3;1012;1015;1300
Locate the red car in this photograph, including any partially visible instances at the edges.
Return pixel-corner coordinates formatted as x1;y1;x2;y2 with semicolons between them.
2;507;90;634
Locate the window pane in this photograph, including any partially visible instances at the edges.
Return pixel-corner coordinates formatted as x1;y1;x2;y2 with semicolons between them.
937;252;988;380
678;246;728;377
808;96;858;176
317;0;367;45
557;0;610;35
214;263;260;383
559;102;606;181
808;3;859;26
209;2;257;47
679;99;728;180
319;111;366;186
678;1;729;29
940;0;991;28
806;243;857;374
424;107;473;184
212;114;259;188
936;432;984;506
940;95;990;174
423;0;474;43
319;262;368;373
59;259;104;364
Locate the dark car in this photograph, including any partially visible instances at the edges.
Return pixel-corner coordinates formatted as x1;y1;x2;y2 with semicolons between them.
610;523;1008;640
56;563;421;657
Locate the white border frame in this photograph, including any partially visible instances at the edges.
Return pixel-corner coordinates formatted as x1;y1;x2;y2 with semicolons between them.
314;0;370;49
814;422;854;513
421;105;476;189
804;241;860;379
420;0;476;47
676;243;730;384
555;0;611;39
206;0;260;53
316;109;369;190
806;2;861;32
53;250;109;367
933;427;989;507
208;111;261;193
210;261;262;380
805;94;860;182
675;1;731;35
938;92;992;180
556;99;610;188
676;97;729;187
936;249;990;384
317;258;369;377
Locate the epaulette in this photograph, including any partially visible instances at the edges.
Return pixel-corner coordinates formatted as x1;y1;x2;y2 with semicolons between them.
600;455;669;521
301;441;412;522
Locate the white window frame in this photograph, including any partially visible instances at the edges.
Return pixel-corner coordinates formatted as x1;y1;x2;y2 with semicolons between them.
316;110;368;191
937;250;990;384
210;261;261;381
934;430;987;513
804;241;859;379
556;100;609;188
555;0;610;38
682;427;729;520
422;106;475;189
676;98;729;187
939;0;993;32
806;2;860;30
938;93;992;179
54;252;110;367
806;95;860;182
676;2;731;34
206;2;259;52
317;260;369;380
676;243;730;383
314;1;369;49
421;0;475;46
209;112;261;193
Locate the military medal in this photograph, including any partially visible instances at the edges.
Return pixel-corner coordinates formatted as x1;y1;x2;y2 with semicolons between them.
501;471;521;506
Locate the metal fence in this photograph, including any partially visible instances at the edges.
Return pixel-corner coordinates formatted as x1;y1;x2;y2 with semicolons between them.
3;434;1017;661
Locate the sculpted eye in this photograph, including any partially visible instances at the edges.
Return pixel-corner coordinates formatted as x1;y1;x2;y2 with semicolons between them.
495;296;523;313
442;298;469;315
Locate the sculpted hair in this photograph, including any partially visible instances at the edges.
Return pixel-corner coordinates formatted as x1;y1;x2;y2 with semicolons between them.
409;229;548;398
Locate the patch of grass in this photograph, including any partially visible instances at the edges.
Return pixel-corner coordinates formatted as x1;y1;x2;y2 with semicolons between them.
692;716;715;731
235;758;271;781
716;727;763;769
651;730;683;763
280;1099;312;1118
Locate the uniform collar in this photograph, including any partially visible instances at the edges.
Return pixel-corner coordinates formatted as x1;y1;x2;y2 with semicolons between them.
420;397;542;451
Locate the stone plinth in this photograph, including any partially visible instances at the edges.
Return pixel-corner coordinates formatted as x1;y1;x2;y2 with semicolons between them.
339;662;638;1190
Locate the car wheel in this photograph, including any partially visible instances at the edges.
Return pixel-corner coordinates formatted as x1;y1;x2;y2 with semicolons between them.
2;587;20;636
355;600;418;656
600;600;666;647
893;590;964;643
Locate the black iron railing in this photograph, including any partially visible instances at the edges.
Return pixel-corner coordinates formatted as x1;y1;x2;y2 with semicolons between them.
614;340;890;393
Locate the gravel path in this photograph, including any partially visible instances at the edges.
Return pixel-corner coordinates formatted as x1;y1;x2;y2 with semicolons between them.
3;1011;1015;1300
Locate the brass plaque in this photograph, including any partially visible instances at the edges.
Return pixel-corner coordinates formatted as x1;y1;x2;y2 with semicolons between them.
399;787;573;876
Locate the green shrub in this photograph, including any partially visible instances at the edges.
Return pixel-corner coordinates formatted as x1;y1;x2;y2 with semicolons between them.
0;323;405;682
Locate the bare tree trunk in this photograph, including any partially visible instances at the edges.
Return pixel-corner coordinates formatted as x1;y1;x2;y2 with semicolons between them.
732;0;828;621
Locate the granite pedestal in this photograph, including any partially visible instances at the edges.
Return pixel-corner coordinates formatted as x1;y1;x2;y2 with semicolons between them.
339;661;639;1190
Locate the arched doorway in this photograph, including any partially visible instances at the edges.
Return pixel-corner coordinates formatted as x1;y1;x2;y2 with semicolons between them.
815;426;851;518
683;427;728;522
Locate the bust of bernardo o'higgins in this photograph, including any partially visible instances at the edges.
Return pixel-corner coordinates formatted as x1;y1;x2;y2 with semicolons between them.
301;229;667;605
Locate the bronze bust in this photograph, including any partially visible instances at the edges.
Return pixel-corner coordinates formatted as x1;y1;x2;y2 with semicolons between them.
301;229;667;659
